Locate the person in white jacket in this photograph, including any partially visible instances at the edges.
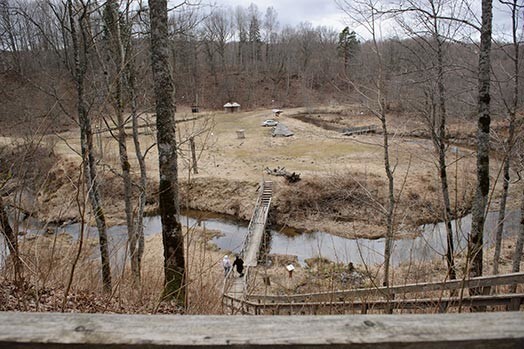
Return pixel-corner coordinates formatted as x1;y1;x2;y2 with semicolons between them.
222;255;231;276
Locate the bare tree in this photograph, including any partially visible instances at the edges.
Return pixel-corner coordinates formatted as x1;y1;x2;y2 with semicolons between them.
201;8;233;98
263;6;279;65
148;0;185;304
67;0;111;292
337;0;397;288
393;0;472;280
123;2;146;284
102;0;141;283
0;0;21;72
468;0;493;279
234;5;247;68
492;0;521;275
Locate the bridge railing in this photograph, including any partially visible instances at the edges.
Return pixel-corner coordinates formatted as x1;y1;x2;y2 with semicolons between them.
239;182;264;259
247;272;524;302
240;181;272;262
242;272;524;314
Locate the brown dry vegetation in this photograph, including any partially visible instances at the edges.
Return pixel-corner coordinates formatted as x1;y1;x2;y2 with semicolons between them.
1;226;225;314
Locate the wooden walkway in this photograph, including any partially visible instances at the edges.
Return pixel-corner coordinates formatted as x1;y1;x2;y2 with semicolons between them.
230;272;524;315
223;181;273;310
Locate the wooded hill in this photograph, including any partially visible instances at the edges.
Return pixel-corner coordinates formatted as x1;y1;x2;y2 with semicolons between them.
0;1;521;136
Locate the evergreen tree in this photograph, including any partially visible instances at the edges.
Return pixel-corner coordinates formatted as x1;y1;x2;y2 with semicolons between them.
337;27;359;72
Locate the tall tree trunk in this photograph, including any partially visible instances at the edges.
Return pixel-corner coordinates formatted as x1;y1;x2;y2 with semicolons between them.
493;149;512;275
493;0;519;275
433;25;456;280
126;38;146;283
376;41;395;289
190;137;198;174
148;0;185;304
468;0;492;280
104;0;138;283
129;73;146;278
0;196;22;282
68;0;111;292
382;111;395;288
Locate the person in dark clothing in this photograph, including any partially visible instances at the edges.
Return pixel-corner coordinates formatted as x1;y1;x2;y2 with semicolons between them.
232;255;244;277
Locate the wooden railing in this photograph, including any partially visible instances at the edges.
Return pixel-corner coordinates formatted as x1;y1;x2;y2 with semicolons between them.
1;311;523;348
239;181;272;261
233;272;524;315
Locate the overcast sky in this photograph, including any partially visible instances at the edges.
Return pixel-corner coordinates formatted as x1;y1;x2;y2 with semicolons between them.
216;0;344;28
206;0;516;41
212;0;345;29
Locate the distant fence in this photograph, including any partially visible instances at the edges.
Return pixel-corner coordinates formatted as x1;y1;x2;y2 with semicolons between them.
227;272;524;315
94;114;206;135
342;125;378;136
1;312;523;348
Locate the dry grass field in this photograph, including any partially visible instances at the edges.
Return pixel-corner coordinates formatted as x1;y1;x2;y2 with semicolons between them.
15;105;502;238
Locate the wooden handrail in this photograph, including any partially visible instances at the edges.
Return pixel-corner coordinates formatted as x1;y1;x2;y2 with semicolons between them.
1;312;523;348
245;294;524;314
247;272;524;303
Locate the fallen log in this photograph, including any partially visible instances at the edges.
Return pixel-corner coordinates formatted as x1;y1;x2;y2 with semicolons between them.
264;167;301;183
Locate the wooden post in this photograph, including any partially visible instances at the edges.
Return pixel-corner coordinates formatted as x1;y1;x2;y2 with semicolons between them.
190;137;198;174
385;294;395;314
509;297;521;311
438;301;448;313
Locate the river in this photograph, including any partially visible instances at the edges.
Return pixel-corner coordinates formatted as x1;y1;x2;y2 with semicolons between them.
2;209;520;270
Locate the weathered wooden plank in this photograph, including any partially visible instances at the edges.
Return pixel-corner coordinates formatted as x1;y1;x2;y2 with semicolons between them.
248;272;524;303
0;312;523;348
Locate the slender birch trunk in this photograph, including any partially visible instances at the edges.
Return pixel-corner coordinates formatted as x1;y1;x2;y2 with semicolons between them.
433;26;456;280
68;0;111;292
103;0;138;283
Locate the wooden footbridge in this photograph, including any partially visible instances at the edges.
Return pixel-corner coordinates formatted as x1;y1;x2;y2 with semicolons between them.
223;181;273;303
